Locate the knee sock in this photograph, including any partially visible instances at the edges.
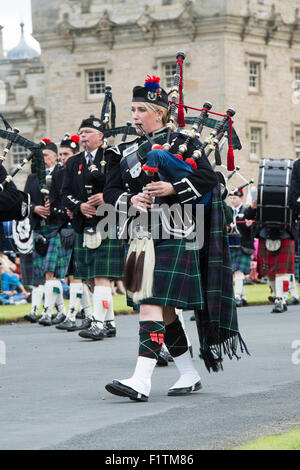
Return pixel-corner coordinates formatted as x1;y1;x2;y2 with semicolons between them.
234;271;244;298
43;280;61;317
92;286;112;327
68;283;83;321
175;309;192;348
289;274;299;299
275;274;289;304
81;283;92;318
139;321;165;360
55;281;66;315
31;284;44;314
164;316;188;358
104;287;115;327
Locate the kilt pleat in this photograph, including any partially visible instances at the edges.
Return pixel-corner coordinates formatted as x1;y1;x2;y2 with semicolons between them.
135;238;204;309
257;238;295;276
32;226;72;285
74;233;125;280
230;247;251;274
20;253;34;287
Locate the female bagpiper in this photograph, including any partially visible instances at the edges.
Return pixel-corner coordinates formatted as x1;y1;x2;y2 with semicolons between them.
103;75;244;402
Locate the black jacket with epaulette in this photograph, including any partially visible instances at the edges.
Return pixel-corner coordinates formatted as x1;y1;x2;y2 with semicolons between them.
61;148;106;234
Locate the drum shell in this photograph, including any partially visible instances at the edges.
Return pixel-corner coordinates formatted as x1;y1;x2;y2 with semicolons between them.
257;158;293;229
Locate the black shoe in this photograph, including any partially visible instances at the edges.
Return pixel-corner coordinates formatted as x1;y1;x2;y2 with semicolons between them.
286;297;300;306
24;312;38;323
76;309;85;320
70;317;92;331
271;298;286;314
235;297;243;307
103;321;116;337
51;313;66;325
39;315;52;326
105;380;148;402
56;319;76;331
78;321;104;340
168;380;202;396
242;298;249;306
156;349;169;367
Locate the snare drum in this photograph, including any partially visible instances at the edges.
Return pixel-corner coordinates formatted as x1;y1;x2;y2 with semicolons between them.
0;218;33;254
258;158;293;229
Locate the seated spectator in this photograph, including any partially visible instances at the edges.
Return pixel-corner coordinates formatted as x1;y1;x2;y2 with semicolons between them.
0;261;30;305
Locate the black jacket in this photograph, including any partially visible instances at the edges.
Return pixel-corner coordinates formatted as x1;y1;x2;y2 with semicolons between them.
61;148;106;233
24;165;60;229
0;166;29;222
49;167;70;227
103;133;218;210
231;204;254;250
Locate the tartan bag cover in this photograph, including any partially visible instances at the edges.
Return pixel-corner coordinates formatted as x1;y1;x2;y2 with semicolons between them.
196;186;249;372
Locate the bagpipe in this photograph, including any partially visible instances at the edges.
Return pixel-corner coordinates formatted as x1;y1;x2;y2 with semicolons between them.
103;52;242;187
0;114;46;191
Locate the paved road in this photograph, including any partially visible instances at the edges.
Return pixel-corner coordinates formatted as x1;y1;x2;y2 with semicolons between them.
0;304;299;450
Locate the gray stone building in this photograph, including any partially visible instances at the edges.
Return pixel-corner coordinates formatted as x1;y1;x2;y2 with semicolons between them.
1;0;300;191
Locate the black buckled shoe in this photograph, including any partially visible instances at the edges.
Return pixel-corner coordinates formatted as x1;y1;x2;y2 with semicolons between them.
51;312;66;325
103;321;116;337
271;298;287;314
235;297;243;307
56;319;76;330
168;380;202;396
242;298;249;306
78;321;104;340
286;297;300;306
105;381;148;402
39;315;52;326
24;312;38;323
70;317;92;331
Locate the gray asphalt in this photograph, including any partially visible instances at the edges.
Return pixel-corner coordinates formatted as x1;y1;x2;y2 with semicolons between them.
0;304;299;450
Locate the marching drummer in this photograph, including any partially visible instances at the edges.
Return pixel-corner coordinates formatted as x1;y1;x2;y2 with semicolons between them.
228;188;255;307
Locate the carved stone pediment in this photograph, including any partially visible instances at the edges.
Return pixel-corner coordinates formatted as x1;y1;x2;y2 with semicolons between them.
95;10;115;32
94;10;116;49
56;13;76;37
136;5;157;44
177;0;199;41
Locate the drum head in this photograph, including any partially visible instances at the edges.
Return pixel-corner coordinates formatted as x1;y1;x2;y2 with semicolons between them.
11;218;33;254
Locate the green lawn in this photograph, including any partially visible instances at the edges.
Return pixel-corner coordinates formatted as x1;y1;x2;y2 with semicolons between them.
236;427;300;450
0;283;280;323
0;294;133;323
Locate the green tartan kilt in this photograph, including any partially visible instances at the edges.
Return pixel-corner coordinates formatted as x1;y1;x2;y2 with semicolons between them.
33;225;72;285
74;232;125;281
128;238;204;310
230;246;251;274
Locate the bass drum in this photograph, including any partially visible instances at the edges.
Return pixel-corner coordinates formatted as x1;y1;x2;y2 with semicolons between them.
257;158;293;230
0;218;33;254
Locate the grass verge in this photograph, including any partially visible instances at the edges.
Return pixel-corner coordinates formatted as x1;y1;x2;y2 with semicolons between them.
0;294;133;324
236;427;300;450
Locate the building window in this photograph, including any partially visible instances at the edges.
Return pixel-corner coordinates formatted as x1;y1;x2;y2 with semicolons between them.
249;62;260;92
12;144;28;165
296;130;300;159
295;67;300;87
86;69;105;98
250;127;262;160
163;62;177;89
